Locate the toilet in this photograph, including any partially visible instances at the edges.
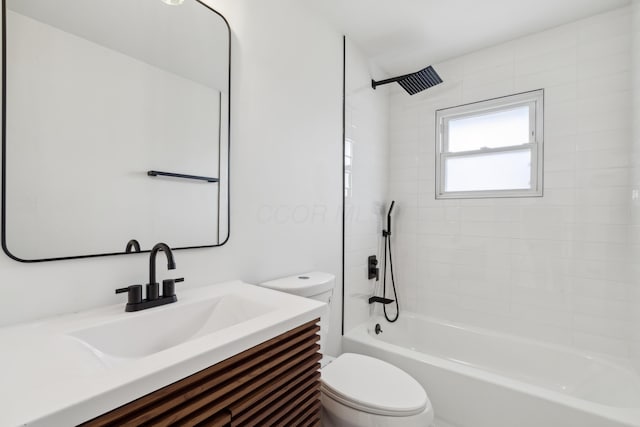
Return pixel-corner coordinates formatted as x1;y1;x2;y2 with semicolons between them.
259;272;434;427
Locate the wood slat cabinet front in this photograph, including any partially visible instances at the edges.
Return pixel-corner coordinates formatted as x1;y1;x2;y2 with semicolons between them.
81;319;322;427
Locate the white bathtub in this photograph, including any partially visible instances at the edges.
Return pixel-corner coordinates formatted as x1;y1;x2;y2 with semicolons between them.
343;313;640;427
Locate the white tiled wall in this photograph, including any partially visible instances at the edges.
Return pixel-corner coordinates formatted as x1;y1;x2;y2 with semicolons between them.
388;7;635;358
343;39;390;332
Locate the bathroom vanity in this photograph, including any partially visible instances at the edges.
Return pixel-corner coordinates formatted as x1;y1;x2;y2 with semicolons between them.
0;282;325;426
83;319;321;426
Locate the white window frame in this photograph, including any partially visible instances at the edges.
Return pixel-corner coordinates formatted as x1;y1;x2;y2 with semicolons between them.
435;89;544;199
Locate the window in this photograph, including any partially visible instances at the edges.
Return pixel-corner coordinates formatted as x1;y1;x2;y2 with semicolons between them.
435;90;544;199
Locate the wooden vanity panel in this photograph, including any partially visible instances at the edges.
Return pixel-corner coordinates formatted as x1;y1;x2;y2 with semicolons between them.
230;370;320;424
80;319;321;427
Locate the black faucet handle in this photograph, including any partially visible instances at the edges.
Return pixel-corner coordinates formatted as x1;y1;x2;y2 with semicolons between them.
162;277;184;297
146;282;160;301
115;284;143;305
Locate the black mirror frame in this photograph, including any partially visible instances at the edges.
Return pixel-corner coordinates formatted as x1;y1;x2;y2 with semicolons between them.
0;0;231;262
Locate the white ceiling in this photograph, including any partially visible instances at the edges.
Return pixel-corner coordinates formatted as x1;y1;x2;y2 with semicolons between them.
303;0;631;77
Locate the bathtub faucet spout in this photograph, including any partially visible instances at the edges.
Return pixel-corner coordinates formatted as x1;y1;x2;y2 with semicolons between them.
369;296;394;305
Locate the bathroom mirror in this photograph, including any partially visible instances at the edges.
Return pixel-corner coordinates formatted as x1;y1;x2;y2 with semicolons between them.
2;0;230;261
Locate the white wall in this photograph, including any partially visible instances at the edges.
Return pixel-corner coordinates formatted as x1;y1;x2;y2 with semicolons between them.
388;7;635;359
343;39;389;332
630;0;640;368
0;0;344;356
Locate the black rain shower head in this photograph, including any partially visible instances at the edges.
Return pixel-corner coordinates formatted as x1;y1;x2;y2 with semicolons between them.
371;65;443;95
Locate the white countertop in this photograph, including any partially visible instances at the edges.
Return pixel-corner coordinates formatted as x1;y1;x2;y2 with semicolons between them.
0;281;326;426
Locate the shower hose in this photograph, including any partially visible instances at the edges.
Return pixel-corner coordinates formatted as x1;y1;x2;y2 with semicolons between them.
382;229;399;323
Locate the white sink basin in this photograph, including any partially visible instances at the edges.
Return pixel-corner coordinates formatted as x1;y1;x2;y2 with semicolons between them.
69;293;273;359
0;280;326;427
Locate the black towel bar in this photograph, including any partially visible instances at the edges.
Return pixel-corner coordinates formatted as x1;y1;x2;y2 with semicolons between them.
147;170;219;183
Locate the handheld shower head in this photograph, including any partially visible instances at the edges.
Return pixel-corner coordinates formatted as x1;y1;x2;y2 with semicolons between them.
386;201;395;236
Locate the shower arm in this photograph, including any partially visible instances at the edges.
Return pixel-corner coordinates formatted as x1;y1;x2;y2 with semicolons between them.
371;72;414;90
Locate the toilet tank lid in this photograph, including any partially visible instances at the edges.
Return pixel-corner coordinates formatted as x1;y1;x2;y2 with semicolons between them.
259;272;335;297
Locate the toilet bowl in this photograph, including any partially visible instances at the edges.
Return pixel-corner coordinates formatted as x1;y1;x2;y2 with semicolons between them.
259;272;434;427
321;352;433;427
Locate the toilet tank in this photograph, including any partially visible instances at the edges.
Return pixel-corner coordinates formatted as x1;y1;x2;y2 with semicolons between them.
259;272;335;303
259;272;335;359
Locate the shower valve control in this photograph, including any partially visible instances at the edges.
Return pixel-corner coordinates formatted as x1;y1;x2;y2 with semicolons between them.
368;255;379;281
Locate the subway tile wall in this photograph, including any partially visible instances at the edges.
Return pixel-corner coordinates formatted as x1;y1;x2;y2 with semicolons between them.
343;39;390;332
388;7;635;359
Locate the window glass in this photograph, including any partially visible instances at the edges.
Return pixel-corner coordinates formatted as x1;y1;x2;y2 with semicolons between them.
448;105;530;152
445;150;532;192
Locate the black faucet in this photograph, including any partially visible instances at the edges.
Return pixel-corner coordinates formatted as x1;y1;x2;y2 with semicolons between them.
116;242;183;312
148;242;175;300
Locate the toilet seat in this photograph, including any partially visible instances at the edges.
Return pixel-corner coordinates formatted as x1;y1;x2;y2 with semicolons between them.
321;353;428;417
